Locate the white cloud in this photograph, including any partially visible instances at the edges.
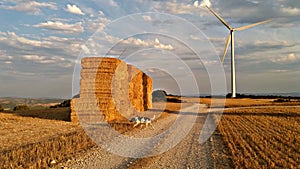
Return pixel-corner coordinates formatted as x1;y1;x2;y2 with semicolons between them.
122;37;149;46
4;61;12;64
193;1;199;7
154;43;174;50
194;0;211;8
2;1;57;15
81;45;91;55
21;55;70;65
0;50;14;64
208;37;226;43
122;37;174;50
0;32;83;65
104;34;121;44
33;21;84;34
254;40;295;48
7;56;14;60
86;13;110;32
98;11;105;17
65;4;85;15
268;69;289;73
155;38;160;44
154;38;174;50
163;2;197;14
142;15;152;22
43;36;83;54
108;0;118;7
154;1;210;15
22;55;45;61
280;7;300;16
7;32;50;47
271;53;299;63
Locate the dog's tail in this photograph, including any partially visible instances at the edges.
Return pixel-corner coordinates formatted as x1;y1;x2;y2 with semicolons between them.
151;115;156;121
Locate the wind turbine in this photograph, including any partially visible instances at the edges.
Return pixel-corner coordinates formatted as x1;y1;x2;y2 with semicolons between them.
206;5;271;98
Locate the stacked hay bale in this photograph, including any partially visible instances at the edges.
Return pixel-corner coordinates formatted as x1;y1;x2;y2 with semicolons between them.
143;72;153;109
127;64;152;112
71;57;152;123
70;99;79;122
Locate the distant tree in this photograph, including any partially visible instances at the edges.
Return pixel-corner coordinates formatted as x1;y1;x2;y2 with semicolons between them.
13;105;30;111
226;93;243;98
273;98;290;103
59;100;70;107
50;100;71;108
0;104;4;111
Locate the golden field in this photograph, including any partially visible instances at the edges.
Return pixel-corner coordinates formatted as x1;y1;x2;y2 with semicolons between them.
213;99;300;169
200;97;300;108
0;101;184;168
0;108;95;169
218;107;300;168
0;97;299;168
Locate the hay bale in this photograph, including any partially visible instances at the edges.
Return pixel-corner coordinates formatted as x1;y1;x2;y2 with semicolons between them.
144;74;153;109
70;99;79;123
128;65;142;111
71;57;152;123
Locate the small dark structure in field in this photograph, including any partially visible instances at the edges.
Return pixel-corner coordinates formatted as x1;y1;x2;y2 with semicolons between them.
152;90;167;102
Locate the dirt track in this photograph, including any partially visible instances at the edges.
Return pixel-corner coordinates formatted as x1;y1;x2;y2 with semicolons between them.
53;103;232;169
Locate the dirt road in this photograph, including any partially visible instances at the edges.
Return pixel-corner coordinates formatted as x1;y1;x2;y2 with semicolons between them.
54;103;232;169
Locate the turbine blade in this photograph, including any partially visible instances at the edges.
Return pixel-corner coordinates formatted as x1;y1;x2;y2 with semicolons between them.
222;34;231;63
235;20;271;31
206;5;233;30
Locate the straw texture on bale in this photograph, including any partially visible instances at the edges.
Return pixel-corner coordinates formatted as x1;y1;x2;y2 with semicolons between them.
71;57;152;123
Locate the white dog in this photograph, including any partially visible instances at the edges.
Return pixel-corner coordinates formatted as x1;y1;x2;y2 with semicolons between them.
130;115;156;129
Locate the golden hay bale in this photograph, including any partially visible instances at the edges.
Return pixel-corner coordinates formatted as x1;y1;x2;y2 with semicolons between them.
71;57;152;123
145;75;153;109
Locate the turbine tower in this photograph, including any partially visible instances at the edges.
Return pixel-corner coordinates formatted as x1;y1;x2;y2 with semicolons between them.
206;5;270;98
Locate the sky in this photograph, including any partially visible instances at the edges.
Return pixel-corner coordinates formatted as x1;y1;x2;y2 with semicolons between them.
0;0;299;98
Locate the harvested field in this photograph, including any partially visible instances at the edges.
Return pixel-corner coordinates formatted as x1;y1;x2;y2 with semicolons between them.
77;101;186;136
0;112;94;169
0;100;184;169
4;107;71;121
1;97;299;168
51;100;231;169
0;97;63;111
217;107;300;168
200;98;300;108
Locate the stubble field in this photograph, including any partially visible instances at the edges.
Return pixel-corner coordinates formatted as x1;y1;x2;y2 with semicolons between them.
211;99;300;168
0;108;95;169
0;97;299;168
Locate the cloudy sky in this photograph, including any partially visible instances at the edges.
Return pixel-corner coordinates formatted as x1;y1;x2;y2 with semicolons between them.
0;0;299;98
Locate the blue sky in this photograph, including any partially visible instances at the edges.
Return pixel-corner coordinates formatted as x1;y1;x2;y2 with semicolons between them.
0;0;299;98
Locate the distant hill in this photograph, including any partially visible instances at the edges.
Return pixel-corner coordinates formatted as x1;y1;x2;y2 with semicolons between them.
0;97;65;111
184;92;300;98
256;92;300;97
239;92;300;98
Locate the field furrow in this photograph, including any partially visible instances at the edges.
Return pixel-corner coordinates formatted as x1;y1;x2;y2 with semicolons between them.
252;116;300;154
218;106;300;169
236;116;291;167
